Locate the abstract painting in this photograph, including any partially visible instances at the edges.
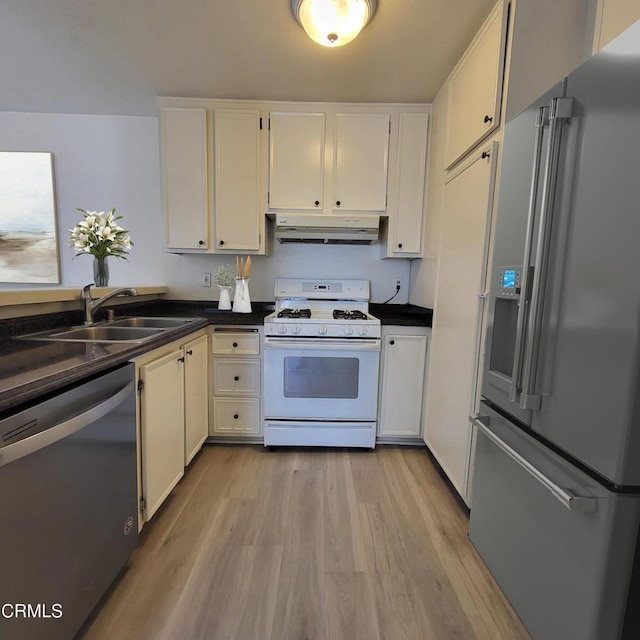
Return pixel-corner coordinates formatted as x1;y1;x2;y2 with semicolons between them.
0;151;60;283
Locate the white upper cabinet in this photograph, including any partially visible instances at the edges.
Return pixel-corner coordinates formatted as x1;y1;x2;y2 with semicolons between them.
213;109;262;252
268;112;325;211
161;108;209;250
381;112;429;257
333;113;390;212
267;109;391;214
593;0;640;52
444;1;508;169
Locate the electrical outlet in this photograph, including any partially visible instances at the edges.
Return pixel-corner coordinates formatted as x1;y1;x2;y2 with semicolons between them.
201;273;211;287
395;278;403;290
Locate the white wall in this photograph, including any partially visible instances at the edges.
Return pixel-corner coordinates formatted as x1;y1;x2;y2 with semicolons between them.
0;111;176;290
167;242;412;304
0;111;414;304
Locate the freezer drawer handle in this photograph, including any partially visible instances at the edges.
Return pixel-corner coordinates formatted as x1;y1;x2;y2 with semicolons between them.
0;380;135;468
470;414;598;512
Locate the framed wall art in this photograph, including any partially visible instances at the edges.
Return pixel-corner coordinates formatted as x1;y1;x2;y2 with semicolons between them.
0;151;61;284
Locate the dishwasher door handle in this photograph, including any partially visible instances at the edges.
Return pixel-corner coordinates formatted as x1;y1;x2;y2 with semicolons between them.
0;380;135;468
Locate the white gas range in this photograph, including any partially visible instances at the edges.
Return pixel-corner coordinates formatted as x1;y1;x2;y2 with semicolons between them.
263;278;381;448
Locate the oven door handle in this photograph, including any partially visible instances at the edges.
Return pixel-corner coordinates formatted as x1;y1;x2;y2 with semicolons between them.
264;337;381;351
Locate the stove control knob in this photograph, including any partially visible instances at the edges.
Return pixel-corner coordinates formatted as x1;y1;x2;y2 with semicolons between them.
277;324;287;335
358;325;368;336
343;325;354;336
291;324;301;335
318;325;328;335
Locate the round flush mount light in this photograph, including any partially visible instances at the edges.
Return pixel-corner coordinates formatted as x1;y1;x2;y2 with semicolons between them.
291;0;378;48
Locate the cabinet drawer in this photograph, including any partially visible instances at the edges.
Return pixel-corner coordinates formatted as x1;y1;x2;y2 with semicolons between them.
213;359;260;395
211;397;260;434
211;331;260;355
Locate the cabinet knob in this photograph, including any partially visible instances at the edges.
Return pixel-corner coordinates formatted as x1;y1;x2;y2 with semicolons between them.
335;200;341;207
397;243;403;249
314;200;320;206
234;375;240;381
481;151;491;159
178;356;185;362
389;340;395;345
233;414;239;420
198;240;205;246
232;342;238;348
484;115;493;124
186;349;193;355
219;240;225;246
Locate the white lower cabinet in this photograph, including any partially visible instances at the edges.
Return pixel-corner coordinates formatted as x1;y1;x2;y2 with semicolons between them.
423;143;498;505
209;327;262;439
377;326;430;440
135;329;209;526
138;348;185;523
183;334;209;465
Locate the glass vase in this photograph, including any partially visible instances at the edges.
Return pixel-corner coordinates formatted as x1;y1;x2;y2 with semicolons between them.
93;256;109;287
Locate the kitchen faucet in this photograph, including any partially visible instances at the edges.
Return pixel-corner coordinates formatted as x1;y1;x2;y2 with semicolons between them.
81;283;138;325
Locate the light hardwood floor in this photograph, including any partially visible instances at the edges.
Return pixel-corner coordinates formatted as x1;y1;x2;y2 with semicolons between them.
80;445;531;640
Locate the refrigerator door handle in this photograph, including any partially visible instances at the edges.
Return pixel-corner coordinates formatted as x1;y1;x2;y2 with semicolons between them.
520;97;574;411
509;106;548;403
470;414;598;512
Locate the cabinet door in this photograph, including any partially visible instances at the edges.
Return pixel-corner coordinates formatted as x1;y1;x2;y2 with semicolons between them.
423;143;498;503
140;349;185;520
268;112;325;210
213;109;262;251
183;335;208;465
388;113;429;255
444;2;506;169
161;108;209;249
594;0;640;51
333;113;390;212
378;334;428;437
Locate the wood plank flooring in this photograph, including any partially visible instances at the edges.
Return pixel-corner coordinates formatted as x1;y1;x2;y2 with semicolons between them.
80;445;531;640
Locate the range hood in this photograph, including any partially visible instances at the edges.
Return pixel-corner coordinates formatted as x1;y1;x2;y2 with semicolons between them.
274;213;380;245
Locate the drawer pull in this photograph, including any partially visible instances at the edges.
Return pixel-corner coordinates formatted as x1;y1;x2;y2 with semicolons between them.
232;342;238;348
233;414;239;420
234;376;240;381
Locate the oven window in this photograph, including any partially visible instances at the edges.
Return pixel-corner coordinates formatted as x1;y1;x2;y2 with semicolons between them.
283;356;359;399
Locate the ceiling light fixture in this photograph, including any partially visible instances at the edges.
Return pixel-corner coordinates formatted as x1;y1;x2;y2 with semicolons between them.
291;0;378;48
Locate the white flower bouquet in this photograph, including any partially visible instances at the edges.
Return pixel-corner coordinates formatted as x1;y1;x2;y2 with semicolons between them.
214;264;235;287
69;208;133;259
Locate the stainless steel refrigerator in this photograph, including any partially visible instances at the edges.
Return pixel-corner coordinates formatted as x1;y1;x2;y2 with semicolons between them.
469;20;640;640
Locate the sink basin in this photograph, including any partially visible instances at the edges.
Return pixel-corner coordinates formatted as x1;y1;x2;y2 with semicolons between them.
19;316;202;344
47;326;164;342
107;317;196;329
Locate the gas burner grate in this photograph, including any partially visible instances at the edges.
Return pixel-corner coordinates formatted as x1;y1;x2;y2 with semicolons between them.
332;309;368;320
277;308;312;319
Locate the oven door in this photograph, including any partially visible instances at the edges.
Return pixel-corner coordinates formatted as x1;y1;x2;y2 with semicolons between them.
263;337;380;421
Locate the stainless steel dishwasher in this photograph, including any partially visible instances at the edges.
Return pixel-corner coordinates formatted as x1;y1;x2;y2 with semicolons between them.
0;363;138;640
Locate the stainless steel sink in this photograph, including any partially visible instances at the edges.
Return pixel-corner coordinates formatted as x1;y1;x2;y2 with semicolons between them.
20;316;202;344
46;326;164;343
107;317;196;329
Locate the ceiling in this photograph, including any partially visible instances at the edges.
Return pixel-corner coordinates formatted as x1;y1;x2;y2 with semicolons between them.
2;0;497;116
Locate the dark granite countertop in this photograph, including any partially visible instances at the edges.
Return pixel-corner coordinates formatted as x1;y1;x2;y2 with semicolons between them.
0;299;431;415
0;315;209;415
370;303;433;327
